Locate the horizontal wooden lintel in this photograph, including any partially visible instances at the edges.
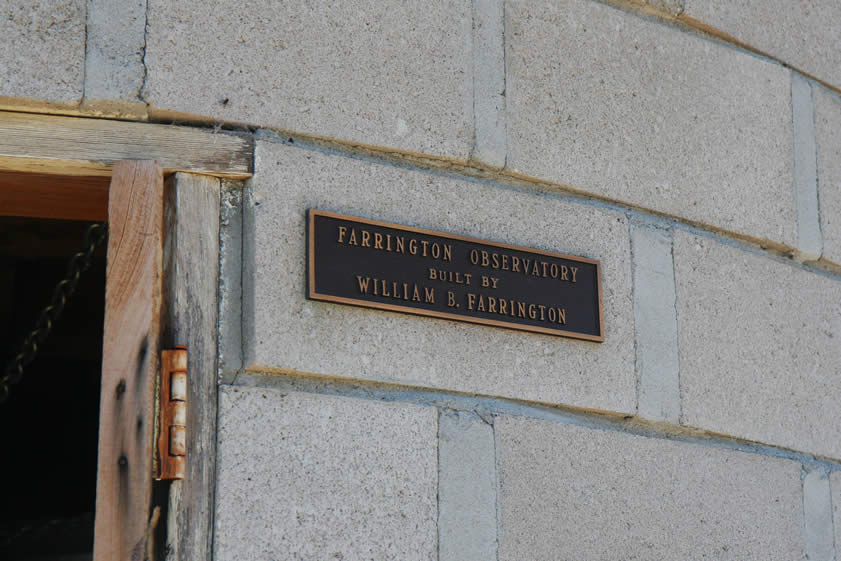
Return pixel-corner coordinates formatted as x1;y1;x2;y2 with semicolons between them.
0;111;253;179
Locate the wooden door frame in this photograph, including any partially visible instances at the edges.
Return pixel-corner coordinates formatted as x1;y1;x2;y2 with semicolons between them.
95;160;165;561
0;109;252;561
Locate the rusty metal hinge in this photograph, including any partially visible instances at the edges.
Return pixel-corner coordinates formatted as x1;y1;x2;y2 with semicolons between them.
155;346;187;480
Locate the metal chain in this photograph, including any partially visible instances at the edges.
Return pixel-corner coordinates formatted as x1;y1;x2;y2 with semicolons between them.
0;222;107;404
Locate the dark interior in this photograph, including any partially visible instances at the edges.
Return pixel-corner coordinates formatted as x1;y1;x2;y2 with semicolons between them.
0;217;105;561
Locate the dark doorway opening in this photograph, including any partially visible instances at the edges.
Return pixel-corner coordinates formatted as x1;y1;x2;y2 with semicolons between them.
0;217;106;561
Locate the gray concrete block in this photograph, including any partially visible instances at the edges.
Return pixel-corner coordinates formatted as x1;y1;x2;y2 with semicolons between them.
0;0;85;104
832;471;841;561
438;411;497;561
218;182;243;384
792;74;823;262
214;386;437;561
144;0;473;159
674;230;841;459
816;87;841;266
505;0;795;247
803;468;836;561
496;415;804;560
683;0;841;90
84;0;146;102
631;221;680;423
472;0;506;168
243;139;636;414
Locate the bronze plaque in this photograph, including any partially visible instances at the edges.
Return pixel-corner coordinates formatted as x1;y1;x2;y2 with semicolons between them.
307;209;604;342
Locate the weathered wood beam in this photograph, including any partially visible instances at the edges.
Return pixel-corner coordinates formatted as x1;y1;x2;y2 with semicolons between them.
0;111;253;179
94;160;164;561
161;172;221;561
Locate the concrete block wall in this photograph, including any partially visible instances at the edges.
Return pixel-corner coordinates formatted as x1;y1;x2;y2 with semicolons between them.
214;387;438;560
218;133;841;559
496;416;805;559
0;0;86;107
5;0;841;558
506;0;795;247
242;140;636;413
679;0;841;89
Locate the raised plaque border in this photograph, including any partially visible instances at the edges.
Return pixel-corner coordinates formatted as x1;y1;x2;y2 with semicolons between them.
307;209;604;342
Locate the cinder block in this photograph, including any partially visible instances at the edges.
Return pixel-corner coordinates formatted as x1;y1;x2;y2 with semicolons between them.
0;0;85;104
683;0;841;90
816;87;841;266
631;222;679;423
791;74;822;262
243;140;636;414
438;411;497;561
505;0;795;247
144;0;473;159
214;386;437;561
803;468;835;561
832;472;841;561
218;182;243;383
472;0;506;168
84;0;146;102
496;415;804;560
674;230;841;459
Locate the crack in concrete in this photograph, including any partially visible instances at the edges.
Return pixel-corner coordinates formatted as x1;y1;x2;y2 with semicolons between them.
138;0;150;102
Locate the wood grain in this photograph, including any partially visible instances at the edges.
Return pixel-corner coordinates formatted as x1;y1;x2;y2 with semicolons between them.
0;170;109;220
0;111;253;178
93;160;164;561
161;172;221;561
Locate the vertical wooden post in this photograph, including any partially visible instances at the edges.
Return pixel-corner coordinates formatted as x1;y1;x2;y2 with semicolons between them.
94;161;164;561
161;172;221;561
